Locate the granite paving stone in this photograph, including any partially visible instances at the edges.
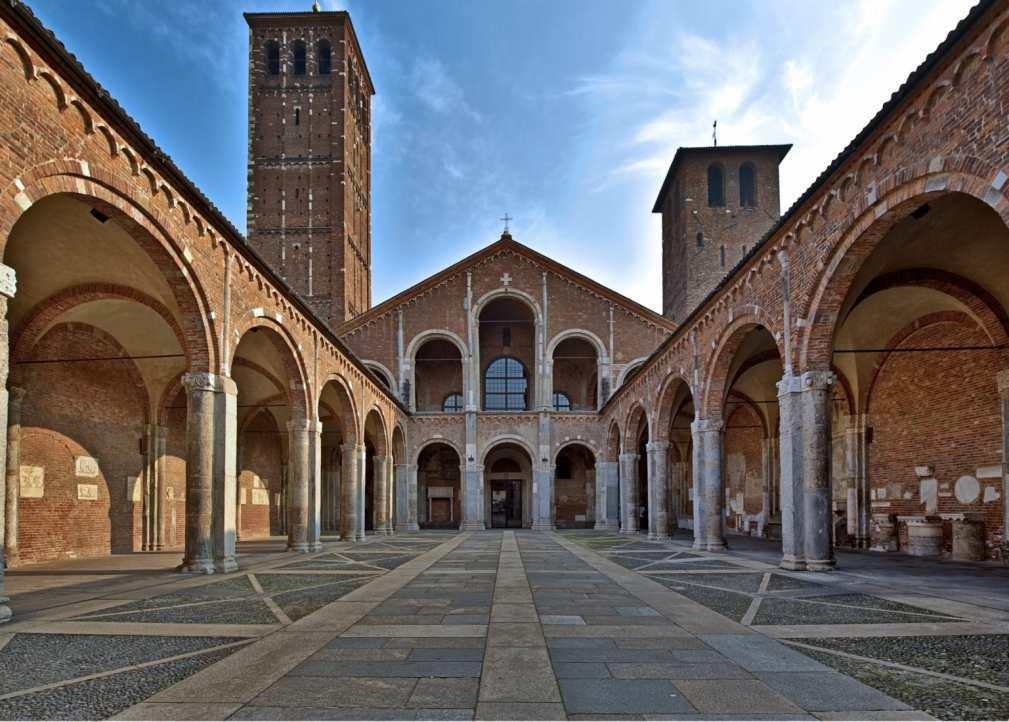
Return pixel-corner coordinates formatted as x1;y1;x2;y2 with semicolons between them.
756;672;912;712
559;679;696;714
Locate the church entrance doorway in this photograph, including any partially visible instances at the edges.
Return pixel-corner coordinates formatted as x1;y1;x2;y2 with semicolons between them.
490;479;523;528
483;443;533;528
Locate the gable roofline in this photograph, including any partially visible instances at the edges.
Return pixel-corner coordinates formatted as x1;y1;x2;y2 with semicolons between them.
337;232;678;335
2;0;402;412
651;144;792;213
605;0;997;415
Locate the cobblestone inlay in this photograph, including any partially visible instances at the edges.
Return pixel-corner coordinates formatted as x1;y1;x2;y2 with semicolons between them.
2;533;460;720
797;643;1009;720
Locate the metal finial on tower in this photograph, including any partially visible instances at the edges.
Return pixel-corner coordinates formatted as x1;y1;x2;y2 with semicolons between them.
712;119;718;147
500;213;512;234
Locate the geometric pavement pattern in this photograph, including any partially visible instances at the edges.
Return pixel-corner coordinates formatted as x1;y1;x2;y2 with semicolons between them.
563;530;1009;721
0;534;449;720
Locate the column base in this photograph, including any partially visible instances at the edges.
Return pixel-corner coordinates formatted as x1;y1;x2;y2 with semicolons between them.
530;521;554;531
779;555;807;571
308;542;324;552
651;533;670;542
287;542;311;553
701;540;727;551
620;526;639;535
0;598;10;624
214;557;239;573
396;522;420;532
805;558;836;571
595;521;619;531
176;558;215;574
460;521;486;531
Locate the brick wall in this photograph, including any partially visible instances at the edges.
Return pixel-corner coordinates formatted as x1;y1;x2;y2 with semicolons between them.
239;411;285;538
17;324;147;563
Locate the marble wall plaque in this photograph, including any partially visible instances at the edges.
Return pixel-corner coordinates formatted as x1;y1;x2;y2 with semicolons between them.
75;456;100;478
19;465;44;498
127;476;141;502
251;488;270;506
976;465;1001;479
920;478;938;514
983;486;1000;503
954;475;980;504
77;483;99;501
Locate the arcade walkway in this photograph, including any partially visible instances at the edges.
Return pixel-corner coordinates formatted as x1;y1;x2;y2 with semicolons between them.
0;531;1007;720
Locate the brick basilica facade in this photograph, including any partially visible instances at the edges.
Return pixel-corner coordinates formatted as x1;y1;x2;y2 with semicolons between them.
0;0;1008;624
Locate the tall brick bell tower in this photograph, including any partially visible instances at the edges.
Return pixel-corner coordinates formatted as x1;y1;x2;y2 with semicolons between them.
245;8;374;326
654;145;790;324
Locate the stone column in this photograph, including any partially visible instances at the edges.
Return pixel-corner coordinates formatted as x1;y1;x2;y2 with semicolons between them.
339;442;362;541
532;412;553;531
214;377;238;572
0;272;14;623
286;418;311;552
647;441;670;540
307;421;323;551
153;426;168;550
692;418;726;551
374;454;391;535
593;461;608;529
179;373;217;573
358;444;367;537
4;386;25;566
801;370;836;570
845;414;871;549
760;437;773;530
690;424;703;548
777;372;805;570
393;461;409;528
618;452;639;534
998;370;1009;547
585;468;595;525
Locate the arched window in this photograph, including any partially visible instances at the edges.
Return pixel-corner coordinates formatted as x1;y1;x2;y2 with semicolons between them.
442;393;464;413
317;39;332;75
292;40;307;75
484;356;528;411
707;164;725;207
739;162;756;207
552;391;572;412
265;40;280;76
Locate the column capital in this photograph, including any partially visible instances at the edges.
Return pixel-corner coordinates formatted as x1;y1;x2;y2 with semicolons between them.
997;369;1009;398
776;372;802;397
286;418;313;432
341;441;362;454
800;369;835;391
618;452;640;462
691;417;723;434
182;372;236;395
645;440;671;452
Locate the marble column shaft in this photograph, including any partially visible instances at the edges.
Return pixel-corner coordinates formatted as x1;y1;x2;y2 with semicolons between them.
179;373;217;573
691;418;726;551
394;463;416;532
4;386;25;565
307;421;323;551
777;373;805;569
339;442;362;541
845;414;871;549
646;441;670;540
998;370;1009;542
374;454;391;534
618;452;639;533
0;286;13;623
285;419;311;552
801;370;836;570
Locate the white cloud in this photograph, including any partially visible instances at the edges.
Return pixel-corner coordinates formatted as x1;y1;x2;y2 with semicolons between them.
410;56;480;120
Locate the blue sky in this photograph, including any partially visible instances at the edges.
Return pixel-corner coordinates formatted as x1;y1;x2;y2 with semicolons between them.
29;0;973;311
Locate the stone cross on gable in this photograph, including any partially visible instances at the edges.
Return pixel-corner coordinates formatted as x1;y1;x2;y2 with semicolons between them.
500;273;512;287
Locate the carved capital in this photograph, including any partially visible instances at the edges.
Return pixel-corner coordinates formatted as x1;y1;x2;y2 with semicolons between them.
776;372;802;397
645;440;671;452
691;417;723;434
287;418;313;433
181;371;218;393
801;369;835;391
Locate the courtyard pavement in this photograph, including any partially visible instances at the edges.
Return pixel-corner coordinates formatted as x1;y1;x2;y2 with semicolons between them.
0;530;1007;720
